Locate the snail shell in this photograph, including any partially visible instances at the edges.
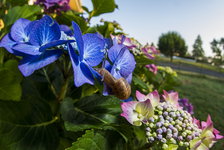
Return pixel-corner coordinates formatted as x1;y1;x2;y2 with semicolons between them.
97;68;131;100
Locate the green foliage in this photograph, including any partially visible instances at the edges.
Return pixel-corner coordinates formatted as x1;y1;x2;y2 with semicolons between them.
91;0;117;17
66;130;106;150
60;95;122;132
0;98;59;150
87;20;123;38
210;38;224;66
158;31;188;60
192;35;204;59
133;55;179;93
56;11;88;33
0;60;22;101
3;4;41;28
0;0;29;19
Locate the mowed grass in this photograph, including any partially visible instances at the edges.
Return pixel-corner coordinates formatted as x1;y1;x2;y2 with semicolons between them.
176;72;224;149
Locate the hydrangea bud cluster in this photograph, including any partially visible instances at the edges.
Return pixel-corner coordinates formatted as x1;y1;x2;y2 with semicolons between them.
121;90;223;150
145;102;201;149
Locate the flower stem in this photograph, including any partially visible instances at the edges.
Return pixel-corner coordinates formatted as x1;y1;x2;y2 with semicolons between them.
42;68;57;97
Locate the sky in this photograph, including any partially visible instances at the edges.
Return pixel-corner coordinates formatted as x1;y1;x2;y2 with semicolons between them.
82;0;224;56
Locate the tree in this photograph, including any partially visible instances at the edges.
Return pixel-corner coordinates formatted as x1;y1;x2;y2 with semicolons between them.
192;35;204;60
158;31;187;61
210;39;224;66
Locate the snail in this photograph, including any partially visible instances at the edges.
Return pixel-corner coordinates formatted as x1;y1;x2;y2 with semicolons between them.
97;68;131;100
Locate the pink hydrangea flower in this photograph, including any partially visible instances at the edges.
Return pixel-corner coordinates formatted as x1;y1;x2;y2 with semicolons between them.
111;34;136;49
135;90;160;108
145;64;158;74
120;99;154;126
191;115;223;149
141;45;158;59
162;90;180;108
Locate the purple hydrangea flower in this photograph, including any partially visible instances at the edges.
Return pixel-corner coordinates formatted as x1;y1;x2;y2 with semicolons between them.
68;22;105;87
178;98;194;114
35;0;70;14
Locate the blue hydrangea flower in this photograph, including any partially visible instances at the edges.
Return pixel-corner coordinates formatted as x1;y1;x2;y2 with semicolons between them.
103;38;136;95
68;22;105;87
0;15;72;76
0;18;32;54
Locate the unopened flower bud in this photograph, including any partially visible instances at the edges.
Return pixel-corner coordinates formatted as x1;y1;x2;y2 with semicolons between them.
156;122;162;127
157;134;163;140
170;138;176;144
162;144;168;149
178;136;183;141
163;111;168;116
149;117;154;122
157;128;163;134
182;132;187;137
161;138;167;143
179;141;184;146
166;133;172;139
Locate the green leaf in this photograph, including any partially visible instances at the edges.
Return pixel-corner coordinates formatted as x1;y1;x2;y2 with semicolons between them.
132;75;149;90
56;11;88;33
135;55;154;66
60;95;121;132
91;0;116;17
0;98;59;150
66;130;106;150
0;60;23;101
3;4;41;27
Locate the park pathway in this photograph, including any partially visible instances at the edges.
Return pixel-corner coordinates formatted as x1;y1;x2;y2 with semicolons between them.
157;61;224;79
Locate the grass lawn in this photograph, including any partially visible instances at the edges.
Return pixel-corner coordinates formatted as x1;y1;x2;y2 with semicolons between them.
176;71;224;149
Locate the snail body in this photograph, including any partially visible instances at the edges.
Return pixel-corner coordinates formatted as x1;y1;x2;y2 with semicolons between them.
97;68;131;100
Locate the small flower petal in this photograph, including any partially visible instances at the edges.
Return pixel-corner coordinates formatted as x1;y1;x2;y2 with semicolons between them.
10;18;31;42
0;34;16;53
29;15;61;46
18;50;62;76
82;33;105;66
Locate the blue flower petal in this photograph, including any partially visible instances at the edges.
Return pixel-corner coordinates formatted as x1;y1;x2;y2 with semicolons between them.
104;38;113;49
67;43;79;65
29;15;61;46
39;40;74;52
108;43;125;63
72;21;84;59
110;66;122;79
116;48;136;78
60;25;73;36
122;97;133;102
18;50;62;76
68;42;90;86
82;33;105;67
73;62;94;87
68;43;100;87
10;18;31;42
0;34;16;53
12;44;40;55
126;73;133;84
24;20;39;37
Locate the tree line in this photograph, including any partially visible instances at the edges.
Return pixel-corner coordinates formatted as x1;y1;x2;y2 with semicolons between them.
157;31;224;66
